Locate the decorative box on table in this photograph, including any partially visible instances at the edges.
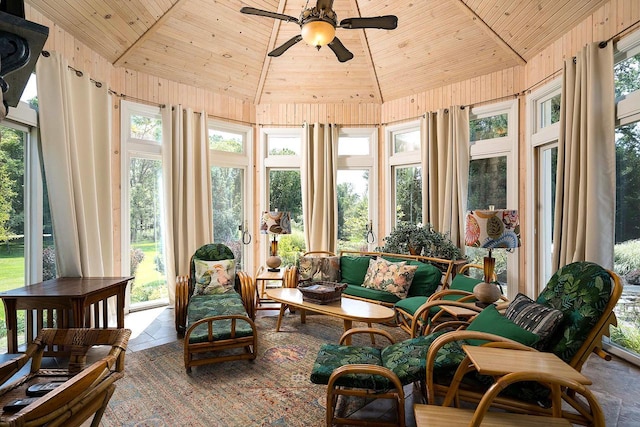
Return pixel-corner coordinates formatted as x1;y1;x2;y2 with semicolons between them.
297;282;347;304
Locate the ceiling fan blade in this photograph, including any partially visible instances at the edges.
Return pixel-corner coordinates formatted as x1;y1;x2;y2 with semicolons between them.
340;15;398;30
328;37;354;63
240;7;299;24
268;35;303;57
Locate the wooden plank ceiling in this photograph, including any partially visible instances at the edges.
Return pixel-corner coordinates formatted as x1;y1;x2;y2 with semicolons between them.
26;0;609;104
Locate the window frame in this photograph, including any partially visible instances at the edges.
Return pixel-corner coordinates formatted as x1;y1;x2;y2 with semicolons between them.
525;79;561;297
469;100;519;297
119;100;166;312
337;127;378;250
208;119;254;273
260;127;303;266
385;120;422;232
5;102;40;285
603;28;640;366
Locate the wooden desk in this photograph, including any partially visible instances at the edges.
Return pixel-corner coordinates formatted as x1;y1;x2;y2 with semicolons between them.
0;277;132;353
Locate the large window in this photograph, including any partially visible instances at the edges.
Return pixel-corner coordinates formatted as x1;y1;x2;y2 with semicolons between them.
261;128;304;266
209;121;253;273
337;128;377;252
608;31;640;364
526;81;561;296
386;123;422;228
468;101;519;294
120;101;167;311
0;77;52;351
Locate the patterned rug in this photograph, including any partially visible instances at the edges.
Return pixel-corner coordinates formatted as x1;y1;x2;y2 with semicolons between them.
101;314;406;426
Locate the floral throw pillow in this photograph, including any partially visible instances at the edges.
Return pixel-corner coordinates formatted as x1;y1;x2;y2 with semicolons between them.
362;258;418;299
298;256;341;282
193;259;235;295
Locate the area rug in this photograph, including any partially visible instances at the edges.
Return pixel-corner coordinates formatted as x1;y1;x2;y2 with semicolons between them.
100;314;406;426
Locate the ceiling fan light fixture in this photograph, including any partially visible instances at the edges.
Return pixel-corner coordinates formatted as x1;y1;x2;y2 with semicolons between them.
301;20;335;47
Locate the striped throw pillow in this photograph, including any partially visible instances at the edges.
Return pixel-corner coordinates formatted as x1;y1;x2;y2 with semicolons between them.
505;293;564;349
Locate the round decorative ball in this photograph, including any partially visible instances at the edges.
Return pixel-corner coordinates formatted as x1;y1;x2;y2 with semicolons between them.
473;281;501;304
266;255;282;270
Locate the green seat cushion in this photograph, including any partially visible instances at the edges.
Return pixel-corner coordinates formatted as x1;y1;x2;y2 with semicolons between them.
343;284;400;304
395;296;428;315
535;261;613;362
340;255;374;286
186;293;253;344
310;331;465;390
310;345;385;388
465;305;540;347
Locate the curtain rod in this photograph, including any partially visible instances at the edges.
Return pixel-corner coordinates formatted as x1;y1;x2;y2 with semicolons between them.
607;17;640;44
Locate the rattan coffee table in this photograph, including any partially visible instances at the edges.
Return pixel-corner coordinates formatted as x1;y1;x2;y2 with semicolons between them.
265;288;396;344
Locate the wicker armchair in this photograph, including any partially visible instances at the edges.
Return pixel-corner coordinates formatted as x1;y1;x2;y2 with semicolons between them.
425;261;622;425
0;328;130;427
175;243;257;373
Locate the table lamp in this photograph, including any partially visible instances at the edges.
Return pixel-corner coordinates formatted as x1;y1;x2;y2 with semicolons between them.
464;209;521;306
260;210;292;272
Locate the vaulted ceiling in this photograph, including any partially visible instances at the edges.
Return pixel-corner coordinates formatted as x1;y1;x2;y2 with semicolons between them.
26;0;609;105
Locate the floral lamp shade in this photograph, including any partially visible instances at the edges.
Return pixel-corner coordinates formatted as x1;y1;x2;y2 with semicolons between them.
464;209;520;306
260;211;292;235
464;209;521;250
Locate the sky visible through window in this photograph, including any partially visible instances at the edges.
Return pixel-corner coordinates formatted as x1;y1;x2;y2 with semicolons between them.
20;74;37;102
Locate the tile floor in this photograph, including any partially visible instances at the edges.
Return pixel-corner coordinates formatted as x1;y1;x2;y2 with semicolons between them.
124;306;640;426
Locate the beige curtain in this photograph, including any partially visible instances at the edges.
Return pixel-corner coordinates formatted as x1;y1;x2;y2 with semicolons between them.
162;106;213;302
421;107;470;250
36;51;113;278
552;42;615;270
301;122;338;253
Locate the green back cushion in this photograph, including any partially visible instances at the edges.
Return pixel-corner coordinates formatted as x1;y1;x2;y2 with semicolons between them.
406;261;442;297
535;261;612;362
466;305;540;347
340;256;373;286
450;274;482;292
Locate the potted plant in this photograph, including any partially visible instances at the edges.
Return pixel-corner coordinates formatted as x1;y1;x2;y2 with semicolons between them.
376;221;464;260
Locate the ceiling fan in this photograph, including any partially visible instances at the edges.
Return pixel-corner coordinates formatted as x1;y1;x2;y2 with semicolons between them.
240;0;398;62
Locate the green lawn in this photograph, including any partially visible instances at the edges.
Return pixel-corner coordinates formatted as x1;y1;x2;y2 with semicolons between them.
0;242;25;292
130;241;168;303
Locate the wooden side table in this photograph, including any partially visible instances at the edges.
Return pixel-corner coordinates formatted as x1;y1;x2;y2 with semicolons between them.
443;344;590;408
254;266;284;309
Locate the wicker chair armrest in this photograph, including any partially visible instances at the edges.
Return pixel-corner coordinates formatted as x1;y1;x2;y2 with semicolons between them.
428;289;474;301
175;274;190;335
425;330;534;404
184;314;257;343
471;371;604;425
411;300;483;338
284;266;299;288
237;271;256;320
327;363;404;392
337;327;396;346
